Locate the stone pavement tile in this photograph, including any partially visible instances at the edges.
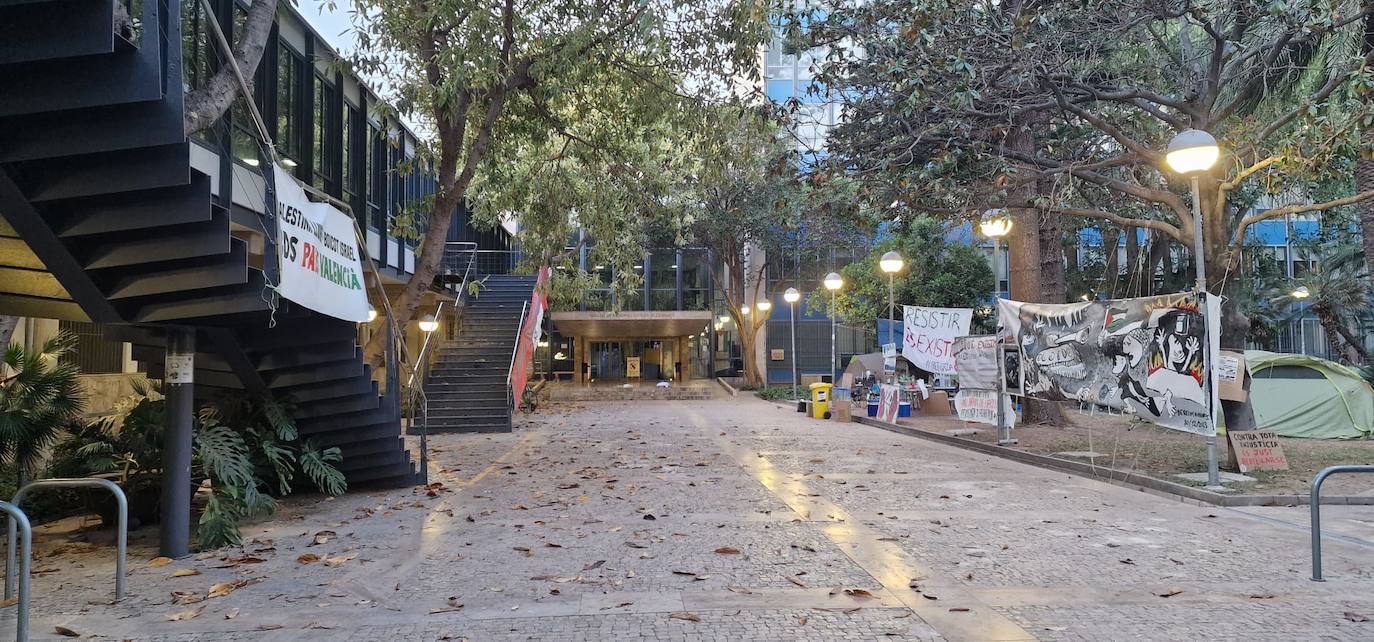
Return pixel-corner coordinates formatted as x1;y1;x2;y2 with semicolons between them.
997;602;1374;642
344;608;945;642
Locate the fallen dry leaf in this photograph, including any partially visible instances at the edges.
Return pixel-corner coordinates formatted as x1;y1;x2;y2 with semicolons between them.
786;576;807;588
949;607;971;612
54;626;80;637
1249;593;1276;600
1157;588;1184;598
323;554;357;567
669;612;701;622
297;553;321;564
149;556;173;568
845;589;877;599
225;608;240;620
165;606;206;621
1345;611;1370;623
257;624;284;631
312;530;337;546
0;597;18;607
726;586;753;594
583;560;605;571
714;547;741;555
170;569;201;578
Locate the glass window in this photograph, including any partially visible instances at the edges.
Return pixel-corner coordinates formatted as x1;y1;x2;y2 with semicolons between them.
343;104;360;195
313;75;337;189
276;44;304;164
181;0;211;95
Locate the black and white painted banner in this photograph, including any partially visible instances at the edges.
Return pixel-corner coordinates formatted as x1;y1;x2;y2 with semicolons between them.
273;165;369;322
997;293;1220;436
902;305;973;374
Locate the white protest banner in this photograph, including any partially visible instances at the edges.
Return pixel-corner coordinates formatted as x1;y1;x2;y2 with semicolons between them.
902;306;973;374
273;165;369;322
952;335;999;390
954;389;1016;427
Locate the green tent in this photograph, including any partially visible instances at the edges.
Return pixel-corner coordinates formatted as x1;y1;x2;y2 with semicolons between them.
1244;350;1374;439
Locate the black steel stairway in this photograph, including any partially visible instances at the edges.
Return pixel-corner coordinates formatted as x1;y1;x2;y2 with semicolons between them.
425;275;537;433
0;0;417;486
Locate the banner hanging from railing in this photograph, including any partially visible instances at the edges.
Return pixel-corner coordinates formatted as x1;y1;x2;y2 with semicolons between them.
509;267;551;403
997;293;1220;435
272;165;369;322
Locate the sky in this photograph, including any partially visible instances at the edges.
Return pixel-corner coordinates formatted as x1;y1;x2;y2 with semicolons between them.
295;1;356;55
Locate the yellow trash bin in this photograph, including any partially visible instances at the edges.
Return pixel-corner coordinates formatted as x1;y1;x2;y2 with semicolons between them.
810;382;833;419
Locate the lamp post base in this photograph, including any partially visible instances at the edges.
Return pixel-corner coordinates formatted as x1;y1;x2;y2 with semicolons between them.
996;438;1019;446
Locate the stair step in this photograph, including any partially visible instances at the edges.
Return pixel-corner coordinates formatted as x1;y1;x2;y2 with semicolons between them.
55;173;213;237
0;0;114;66
0;32;161;118
346;461;420;487
0;93;185;163
257;342;361;371
106;237;249;299
21;143;190;202
284;377;379;404
295;393;380;419
268;359;367;388
337;437;405;459
308;421;404;445
338;448;408;473
130;270;274;323
299;406;396;434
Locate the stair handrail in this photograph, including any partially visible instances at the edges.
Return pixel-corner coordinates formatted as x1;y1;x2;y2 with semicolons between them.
442;242;479;299
507;300;530;411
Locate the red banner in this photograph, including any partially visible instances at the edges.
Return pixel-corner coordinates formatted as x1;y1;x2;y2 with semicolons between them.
509;267;550;406
877;384;901;423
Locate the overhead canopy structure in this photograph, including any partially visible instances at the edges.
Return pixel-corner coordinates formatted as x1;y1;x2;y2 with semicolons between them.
1245;350;1374;439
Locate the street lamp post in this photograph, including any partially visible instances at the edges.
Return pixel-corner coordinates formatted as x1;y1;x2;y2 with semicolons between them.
823;272;843;383
784;287;801;401
1166;128;1221;488
980;212;1014;446
879;252;905;368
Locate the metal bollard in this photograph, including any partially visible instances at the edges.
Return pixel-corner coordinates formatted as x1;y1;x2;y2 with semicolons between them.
1310;465;1374;581
0;501;30;642
6;478;127;601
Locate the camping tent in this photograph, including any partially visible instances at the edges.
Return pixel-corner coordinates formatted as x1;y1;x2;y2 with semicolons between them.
1245;350;1374;439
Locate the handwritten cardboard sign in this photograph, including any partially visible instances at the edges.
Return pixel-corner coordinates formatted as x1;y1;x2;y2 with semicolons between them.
952;335;999;390
1228;430;1288;472
954;389;1016;427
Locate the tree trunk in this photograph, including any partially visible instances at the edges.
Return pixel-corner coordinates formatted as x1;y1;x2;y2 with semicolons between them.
1316;306;1366;363
183;0;279;135
1101;226;1121;297
1359;2;1374;279
738;320;765;389
1037;208;1066;304
0;316;18;347
1124;225;1141;296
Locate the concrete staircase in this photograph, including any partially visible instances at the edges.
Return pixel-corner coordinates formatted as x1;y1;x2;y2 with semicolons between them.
425;275;536;433
0;0;416;487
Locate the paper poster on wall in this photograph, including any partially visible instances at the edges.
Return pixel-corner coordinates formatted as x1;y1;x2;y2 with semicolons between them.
626;356;641;378
952;335;999;390
954;389;1015;427
902;306;973;374
882;343;897;373
997;293;1218;436
273;165;370;322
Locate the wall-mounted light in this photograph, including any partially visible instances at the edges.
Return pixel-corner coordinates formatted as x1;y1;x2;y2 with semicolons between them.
367;305;378;322
419;314;439;333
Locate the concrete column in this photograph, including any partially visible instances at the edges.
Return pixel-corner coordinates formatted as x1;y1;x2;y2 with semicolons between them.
159;327;196;558
677;336;690;382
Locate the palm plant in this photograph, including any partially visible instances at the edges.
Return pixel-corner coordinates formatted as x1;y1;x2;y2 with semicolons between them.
0;332;85;481
1267;242;1373;364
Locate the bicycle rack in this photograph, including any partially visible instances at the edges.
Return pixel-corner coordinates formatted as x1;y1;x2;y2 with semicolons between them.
1310;465;1374;581
5;478;127;601
0;500;30;642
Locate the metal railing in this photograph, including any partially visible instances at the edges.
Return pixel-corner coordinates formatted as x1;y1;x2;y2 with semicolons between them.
0;501;30;642
1310;465;1374;581
472;249;520;277
6;478;128;602
506;301;529;412
440;242;478;296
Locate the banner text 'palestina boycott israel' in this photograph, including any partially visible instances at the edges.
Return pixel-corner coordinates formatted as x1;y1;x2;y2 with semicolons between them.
273;165;369;322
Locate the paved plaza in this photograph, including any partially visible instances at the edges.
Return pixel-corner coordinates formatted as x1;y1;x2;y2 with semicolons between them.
7;396;1374;641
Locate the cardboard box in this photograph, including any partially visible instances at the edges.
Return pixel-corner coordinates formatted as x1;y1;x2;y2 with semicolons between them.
1217;350;1247;402
832;400;852;422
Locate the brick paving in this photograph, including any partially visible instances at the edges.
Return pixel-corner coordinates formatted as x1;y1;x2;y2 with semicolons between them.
5;396;1374;640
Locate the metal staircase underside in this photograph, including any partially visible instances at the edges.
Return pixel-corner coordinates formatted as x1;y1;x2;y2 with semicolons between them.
0;0;417;487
